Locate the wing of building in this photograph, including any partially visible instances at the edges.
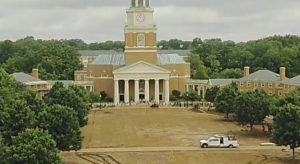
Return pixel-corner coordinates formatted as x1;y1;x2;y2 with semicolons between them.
74;0;190;105
11;70;49;98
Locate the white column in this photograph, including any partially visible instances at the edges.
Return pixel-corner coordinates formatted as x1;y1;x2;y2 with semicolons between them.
135;79;139;103
124;80;129;104
186;85;189;92
143;0;146;7
155;79;160;104
145;79;150;102
202;86;206;99
164;79;170;105
114;80;119;105
135;0;138;7
193;85;195;91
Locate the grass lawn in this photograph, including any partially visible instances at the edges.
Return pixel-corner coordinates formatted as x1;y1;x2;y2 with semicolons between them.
62;107;300;164
62;150;300;164
81;108;268;149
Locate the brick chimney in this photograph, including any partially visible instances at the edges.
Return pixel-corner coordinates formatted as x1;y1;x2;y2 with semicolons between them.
32;69;39;79
280;67;286;81
244;66;250;77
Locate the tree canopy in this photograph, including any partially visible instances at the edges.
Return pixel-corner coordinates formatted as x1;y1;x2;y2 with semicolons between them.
205;86;220;103
214;83;239;118
6;128;61;164
272;104;300;160
192;35;300;78
234;90;273;130
0;38;82;80
38;105;82;151
45;82;91;127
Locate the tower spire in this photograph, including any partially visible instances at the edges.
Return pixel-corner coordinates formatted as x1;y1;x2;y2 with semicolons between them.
131;0;150;8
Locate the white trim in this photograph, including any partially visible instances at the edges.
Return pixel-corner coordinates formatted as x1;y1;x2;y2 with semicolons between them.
125;50;157;53
87;76;114;80
113;61;171;74
170;75;190;79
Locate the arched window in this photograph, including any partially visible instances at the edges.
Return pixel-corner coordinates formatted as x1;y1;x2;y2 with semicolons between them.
131;0;136;7
138;0;143;7
137;34;145;47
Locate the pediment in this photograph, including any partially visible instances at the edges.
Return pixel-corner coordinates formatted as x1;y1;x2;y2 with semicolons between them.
113;61;170;74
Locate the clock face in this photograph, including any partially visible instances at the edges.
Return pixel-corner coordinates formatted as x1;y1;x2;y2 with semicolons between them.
136;14;145;22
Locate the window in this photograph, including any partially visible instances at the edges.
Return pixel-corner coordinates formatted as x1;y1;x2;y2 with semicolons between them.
77;75;82;81
137;34;145;47
261;82;265;87
268;90;273;95
247;82;251;87
240;82;244;87
101;73;108;78
254;83;258;87
268;83;273;88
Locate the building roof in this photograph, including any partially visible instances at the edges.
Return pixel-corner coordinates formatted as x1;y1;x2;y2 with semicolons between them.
209;79;237;87
91;54;125;65
79;50;123;57
238;70;287;82
158;50;190;57
79;50;190;57
283;75;300;86
11;72;48;85
91;53;187;65
48;80;74;87
157;54;186;65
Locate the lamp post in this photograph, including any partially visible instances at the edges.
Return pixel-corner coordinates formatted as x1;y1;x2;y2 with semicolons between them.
99;94;102;109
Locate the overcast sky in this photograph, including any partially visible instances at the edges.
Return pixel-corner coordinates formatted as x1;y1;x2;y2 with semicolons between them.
0;0;300;43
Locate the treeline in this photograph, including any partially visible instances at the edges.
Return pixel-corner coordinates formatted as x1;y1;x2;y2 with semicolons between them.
0;69;91;164
205;84;300;160
61;38;193;51
1;35;300;80
0;37;82;80
191;35;300;79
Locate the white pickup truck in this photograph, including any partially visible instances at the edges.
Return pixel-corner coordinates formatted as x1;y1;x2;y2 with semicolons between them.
200;135;239;148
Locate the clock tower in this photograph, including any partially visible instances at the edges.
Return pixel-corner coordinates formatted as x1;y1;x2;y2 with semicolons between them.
124;0;158;65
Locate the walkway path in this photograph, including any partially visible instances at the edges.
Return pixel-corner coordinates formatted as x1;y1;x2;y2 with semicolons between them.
73;146;289;153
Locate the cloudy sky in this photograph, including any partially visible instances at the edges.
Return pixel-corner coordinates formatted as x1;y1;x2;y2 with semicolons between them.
0;0;300;43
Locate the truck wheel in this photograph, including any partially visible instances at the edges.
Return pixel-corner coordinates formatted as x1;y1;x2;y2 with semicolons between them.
228;144;233;148
202;144;208;148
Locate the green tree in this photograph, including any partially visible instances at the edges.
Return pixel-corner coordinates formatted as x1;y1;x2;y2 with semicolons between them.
184;91;201;102
214;83;238;119
278;89;300;106
6;128;61;164
45;82;90;127
272;104;300;160
212;68;243;79
171;90;181;101
234;90;272;130
38;105;82;151
188;54;209;79
0;142;8;164
205;86;220;103
0;100;36;144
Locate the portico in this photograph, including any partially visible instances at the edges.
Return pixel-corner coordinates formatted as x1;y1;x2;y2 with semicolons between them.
113;61;170;105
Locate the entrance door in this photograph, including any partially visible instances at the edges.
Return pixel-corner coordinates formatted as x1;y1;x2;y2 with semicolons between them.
120;95;124;102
